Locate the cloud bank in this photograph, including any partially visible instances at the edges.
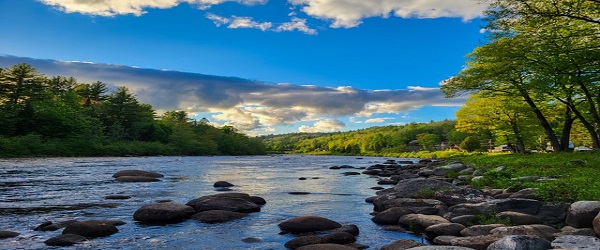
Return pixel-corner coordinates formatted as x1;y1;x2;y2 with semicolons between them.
0;55;463;133
37;0;487;31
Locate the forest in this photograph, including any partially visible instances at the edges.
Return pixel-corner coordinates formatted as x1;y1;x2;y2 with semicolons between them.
0;64;265;157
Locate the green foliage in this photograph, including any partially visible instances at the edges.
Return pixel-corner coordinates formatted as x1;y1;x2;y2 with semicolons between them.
460;136;481;152
0;63;266;157
473;212;512;226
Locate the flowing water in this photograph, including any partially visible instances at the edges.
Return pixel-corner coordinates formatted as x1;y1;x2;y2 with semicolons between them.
0;155;426;249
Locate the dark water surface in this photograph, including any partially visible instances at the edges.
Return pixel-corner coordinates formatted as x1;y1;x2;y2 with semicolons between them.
0;155;425;249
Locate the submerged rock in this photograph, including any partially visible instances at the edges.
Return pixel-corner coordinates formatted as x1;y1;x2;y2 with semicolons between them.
44;234;86;246
191;210;248;223
114;176;160;182
133;202;195;222
62;220;119;237
112;170;163;178
0;230;19;239
279;216;342;233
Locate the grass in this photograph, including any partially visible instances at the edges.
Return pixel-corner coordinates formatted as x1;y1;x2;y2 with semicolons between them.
449;151;600;202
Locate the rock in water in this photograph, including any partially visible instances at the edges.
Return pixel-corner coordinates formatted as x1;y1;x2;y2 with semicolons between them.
278;216;342;233
133;202;195;222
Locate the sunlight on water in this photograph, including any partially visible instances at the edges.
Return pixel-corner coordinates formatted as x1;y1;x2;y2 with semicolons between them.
0;155;425;249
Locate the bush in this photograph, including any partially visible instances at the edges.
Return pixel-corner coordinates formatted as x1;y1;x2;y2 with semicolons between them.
460;136;481;152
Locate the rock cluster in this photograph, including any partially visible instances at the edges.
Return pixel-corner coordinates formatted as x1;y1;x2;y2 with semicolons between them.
359;159;600;250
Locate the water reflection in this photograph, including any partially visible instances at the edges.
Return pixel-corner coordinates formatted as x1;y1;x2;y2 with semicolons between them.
0;155;425;249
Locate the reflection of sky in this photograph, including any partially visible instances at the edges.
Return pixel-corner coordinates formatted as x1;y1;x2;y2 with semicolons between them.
0;155;427;249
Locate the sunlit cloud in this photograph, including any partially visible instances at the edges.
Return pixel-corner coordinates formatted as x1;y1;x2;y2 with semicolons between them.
0;55;464;133
298;119;345;133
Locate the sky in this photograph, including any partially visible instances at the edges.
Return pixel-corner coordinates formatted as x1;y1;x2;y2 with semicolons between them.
0;0;489;136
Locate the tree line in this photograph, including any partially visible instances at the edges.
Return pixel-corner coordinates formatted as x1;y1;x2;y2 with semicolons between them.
0;63;265;157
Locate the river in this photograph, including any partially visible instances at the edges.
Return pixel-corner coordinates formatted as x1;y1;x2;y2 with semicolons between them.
0;155;426;249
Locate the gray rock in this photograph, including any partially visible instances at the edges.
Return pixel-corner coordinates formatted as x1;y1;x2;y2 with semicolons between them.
114;176;160;182
461;224;505;237
487;235;551;250
434;188;488;206
285;235;324;249
490;224;559;240
62;221;119;237
450;235;501;250
373;197;446;212
336;224;360;236
296;243;359;250
133;202;195;222
112;169;163;178
105;195;131;200
278;216;342;233
186;197;261;213
191;210;248;223
0;230;19;239
44;234;86;246
433;236;459;245
409;247;477;250
371;207;413;225
398;214;450;231
559;226;596;236
496;211;543;225
425;223;465;238
450;215;478;226
393;179;457;198
322;232;356;244
566;201;600;228
536;203;569;227
508;188;539;200
34;220;78;231
594;211;600;236
551;235;600;249
213;181;234;187
380;239;425;250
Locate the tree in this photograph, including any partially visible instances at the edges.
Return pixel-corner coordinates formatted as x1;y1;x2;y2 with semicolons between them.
0;63;45;105
98;87;157;141
460;136;481;152
416;133;438;151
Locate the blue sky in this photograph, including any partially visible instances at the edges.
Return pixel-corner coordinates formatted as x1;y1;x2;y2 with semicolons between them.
0;0;488;135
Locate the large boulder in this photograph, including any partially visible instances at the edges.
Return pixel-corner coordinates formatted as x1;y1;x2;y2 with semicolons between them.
191;210;248;223
34;220;79;231
133;202;195;222
594;211;600;236
425;223;465;238
278;216;342;233
398;214;450;231
371;207;413;225
380;239;425;250
460;224;505;237
393;179;457;198
285;235;324;249
496;211;543;225
373;197;446;212
187;193;266;206
62;220;119;237
213;181;234;187
450;235;500;250
296;243;359;250
408;247;477;250
487;235;551;250
535;203;569;227
551;235;600;249
434;188;488;207
489;224;559;241
322;232;356;244
44;234;86;246
186;197;261;213
112;170;163;178
566;201;600;228
114;176;160;182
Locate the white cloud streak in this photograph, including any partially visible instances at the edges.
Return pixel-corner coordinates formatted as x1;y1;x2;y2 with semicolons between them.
0;55;464;133
299;119;346;133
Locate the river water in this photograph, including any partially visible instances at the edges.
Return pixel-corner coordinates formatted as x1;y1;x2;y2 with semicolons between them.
0;155;426;249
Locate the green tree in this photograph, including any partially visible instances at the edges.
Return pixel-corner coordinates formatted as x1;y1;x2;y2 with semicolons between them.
460;136;481;152
416;133;438;151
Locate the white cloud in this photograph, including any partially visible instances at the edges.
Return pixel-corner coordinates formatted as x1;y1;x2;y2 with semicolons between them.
298;119;346;133
276;17;318;35
228;16;273;31
365;117;393;123
0;55;465;133
289;0;487;28
38;0;267;16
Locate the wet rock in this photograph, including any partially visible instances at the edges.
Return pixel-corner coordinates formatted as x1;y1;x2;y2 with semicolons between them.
380;239;425;250
409;247;476;250
490;224;559;240
393;179;457;198
342;172;361;176
278;216;342;233
0;230;19;239
373;197;446;213
285;235;324;249
115;176;160;182
296;243;359;250
186;197;261;213
450;215;477;226
460;224;505;236
336;224;360;236
44;234;86;246
289;192;312;195
371;207;413;225
398;214;450;231
323;232;356;244
188;193;266;206
105;195;131;200
425;223;465;238
345;243;369;249
433;235;459;245
371;186;385;190
34;220;78;231
450;235;500;250
213;181;234;187
559;225;596;236
378;179;399;185
112;170;163;178
242;237;261;243
434;188;488;207
191;210;248;223
62;220;119;237
552;235;600;249
133;202;195;222
496;211;543;225
487;235;551;250
566;201;600;228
